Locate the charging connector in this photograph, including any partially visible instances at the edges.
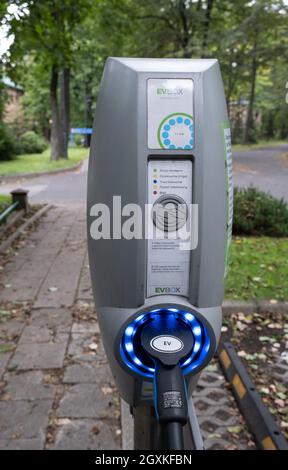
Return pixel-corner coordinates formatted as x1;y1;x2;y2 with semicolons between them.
140;315;194;449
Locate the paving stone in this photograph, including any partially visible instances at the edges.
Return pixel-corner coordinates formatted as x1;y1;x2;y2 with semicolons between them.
269;356;288;385
63;364;97;384
0;320;25;342
50;419;120;450
34;219;86;309
67;333;106;363
10;336;68;370
194;366;255;450
3;371;55;400
71;322;100;334
0;352;11;379
19;325;56;344
0;438;43;450
77;254;93;301
63;363;114;384
0;399;52;441
57;383;113;418
0;208;73;303
30;308;72;333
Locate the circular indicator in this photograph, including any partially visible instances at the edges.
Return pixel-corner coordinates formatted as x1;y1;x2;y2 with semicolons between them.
158;113;194;150
150;335;184;353
152;194;188;232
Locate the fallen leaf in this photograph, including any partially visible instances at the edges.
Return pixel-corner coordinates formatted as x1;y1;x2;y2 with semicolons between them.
48;286;58;292
260;387;269;395
56;418;71;426
228;426;242;434
101;386;113;395
0;393;11;401
90;426;100;435
238;350;247;358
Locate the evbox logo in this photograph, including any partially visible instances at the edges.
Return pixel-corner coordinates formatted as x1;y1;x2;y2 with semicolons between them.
157;88;184;96
155;287;180;294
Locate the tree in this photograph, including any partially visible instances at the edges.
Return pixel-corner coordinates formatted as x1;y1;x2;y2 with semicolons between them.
3;0;91;159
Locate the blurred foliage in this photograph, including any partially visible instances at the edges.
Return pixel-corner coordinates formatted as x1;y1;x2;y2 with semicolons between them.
233;187;288;236
0;122;16;161
15;130;48;155
0;0;287;144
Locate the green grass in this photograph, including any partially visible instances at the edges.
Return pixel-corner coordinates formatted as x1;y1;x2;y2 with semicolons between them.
226;237;288;300
0;194;11;212
0;147;88;176
232;139;287;152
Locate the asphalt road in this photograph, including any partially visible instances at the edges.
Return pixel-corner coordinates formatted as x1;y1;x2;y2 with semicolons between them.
233;143;288;201
0;144;288;204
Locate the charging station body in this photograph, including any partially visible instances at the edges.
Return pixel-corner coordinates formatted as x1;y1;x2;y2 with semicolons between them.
87;58;232;406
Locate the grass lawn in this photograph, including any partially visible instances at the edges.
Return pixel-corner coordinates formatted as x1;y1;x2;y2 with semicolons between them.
0;194;11;213
226;236;288;300
0;147;88;176
232;139;287;152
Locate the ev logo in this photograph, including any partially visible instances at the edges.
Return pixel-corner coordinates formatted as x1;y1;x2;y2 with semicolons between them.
150;335;184;353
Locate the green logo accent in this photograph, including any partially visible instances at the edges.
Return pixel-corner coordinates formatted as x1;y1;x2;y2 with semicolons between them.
157;112;193;149
221;121;233;279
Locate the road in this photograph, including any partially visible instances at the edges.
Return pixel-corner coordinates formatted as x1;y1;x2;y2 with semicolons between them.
0;144;288;204
233;144;288;201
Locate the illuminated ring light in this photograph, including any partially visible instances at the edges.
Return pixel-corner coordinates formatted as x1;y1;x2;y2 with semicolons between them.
120;308;211;379
157;113;194;150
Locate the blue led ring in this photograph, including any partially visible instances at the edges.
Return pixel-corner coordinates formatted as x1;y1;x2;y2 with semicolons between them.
120;308;211;379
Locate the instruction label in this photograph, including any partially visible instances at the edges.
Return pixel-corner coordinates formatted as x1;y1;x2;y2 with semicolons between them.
147;79;194;150
147;160;192;297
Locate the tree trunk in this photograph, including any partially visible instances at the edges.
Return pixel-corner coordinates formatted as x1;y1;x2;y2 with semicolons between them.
243;36;258;144
60;68;70;159
50;65;62;161
178;0;190;58
201;0;214;55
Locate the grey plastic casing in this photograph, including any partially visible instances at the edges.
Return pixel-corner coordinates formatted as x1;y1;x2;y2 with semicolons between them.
87;58;229;406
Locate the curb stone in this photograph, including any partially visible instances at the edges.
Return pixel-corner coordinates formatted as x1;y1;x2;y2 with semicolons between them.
0;204;52;254
222;300;288;315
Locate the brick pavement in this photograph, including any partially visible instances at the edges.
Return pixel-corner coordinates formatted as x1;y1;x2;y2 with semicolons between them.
0;205;255;450
0;206;120;450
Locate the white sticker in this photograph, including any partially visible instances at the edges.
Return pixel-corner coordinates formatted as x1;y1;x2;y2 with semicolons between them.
147;160;192;297
150;335;184;353
147;79;194;150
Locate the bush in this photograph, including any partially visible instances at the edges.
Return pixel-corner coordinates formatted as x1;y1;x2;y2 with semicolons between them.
0;123;16;161
233;186;288;237
16;131;48;155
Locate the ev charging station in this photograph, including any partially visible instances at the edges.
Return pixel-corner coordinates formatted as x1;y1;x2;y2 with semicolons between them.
87;58;233;450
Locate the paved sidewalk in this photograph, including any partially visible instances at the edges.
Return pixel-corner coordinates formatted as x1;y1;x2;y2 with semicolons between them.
0;205;120;449
0;205;254;450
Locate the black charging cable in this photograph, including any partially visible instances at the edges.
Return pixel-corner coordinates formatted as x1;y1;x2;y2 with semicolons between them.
140;317;194;450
